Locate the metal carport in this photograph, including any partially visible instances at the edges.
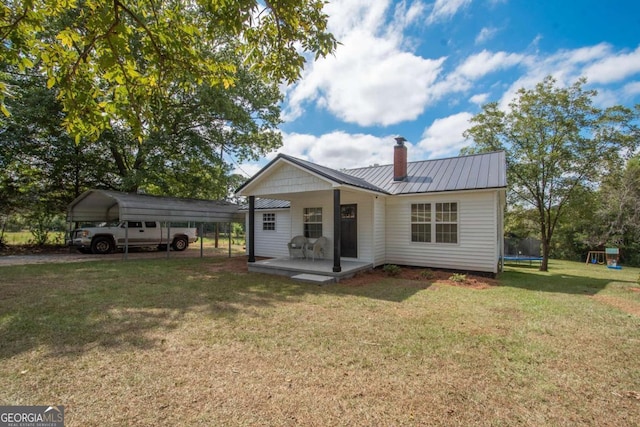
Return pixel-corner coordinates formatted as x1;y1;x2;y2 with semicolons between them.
67;189;244;258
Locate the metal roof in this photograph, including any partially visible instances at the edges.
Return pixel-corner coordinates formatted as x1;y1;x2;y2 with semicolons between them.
67;190;244;223
345;151;507;194
239;198;292;211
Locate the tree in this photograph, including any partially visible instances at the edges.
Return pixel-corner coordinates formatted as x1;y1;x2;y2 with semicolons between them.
0;72;120;243
1;43;282;203
89;42;283;197
464;76;639;271
1;0;336;139
592;155;640;265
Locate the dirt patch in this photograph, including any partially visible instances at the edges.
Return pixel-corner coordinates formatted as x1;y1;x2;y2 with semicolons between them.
0;244;244;267
342;266;498;289
0;243;70;256
201;255;254;273
592;295;640;317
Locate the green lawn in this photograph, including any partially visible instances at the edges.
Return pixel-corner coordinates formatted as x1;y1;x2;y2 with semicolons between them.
0;258;638;426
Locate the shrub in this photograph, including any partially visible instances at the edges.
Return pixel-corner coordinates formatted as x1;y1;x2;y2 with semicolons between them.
449;273;467;283
383;264;401;276
419;269;434;280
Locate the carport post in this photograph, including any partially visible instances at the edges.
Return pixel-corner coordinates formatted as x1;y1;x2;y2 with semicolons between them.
248;196;255;263
200;223;204;258
124;221;129;260
228;222;232;258
166;223;171;258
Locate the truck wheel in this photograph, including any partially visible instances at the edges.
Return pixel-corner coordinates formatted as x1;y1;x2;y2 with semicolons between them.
91;237;113;254
172;236;188;251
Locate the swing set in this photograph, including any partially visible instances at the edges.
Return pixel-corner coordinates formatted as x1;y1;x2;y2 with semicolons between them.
585;248;621;269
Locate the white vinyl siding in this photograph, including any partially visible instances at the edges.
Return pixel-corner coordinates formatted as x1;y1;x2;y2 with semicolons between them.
244;163;333;196
248;209;291;258
386;190;500;273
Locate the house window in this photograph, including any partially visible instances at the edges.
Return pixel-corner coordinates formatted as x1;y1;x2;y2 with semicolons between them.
435;202;458;243
411;203;431;242
303;207;323;238
263;213;276;231
411;202;458;244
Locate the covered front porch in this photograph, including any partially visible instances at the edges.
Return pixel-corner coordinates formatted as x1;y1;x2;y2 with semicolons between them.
248;257;373;283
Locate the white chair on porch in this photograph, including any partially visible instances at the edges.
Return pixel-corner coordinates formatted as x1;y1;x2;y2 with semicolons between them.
287;235;308;259
309;236;329;261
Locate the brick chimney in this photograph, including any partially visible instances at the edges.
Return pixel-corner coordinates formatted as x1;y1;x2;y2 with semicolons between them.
393;136;407;182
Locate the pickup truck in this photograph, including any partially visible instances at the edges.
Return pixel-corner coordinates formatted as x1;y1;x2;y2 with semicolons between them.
69;221;198;254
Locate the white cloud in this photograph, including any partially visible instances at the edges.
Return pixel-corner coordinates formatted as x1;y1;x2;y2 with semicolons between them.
237;131;430;176
281;131;404;169
496;42;618;109
284;0;446;127
469;93;489;105
233;163;263;179
393;0;427;28
624;81;640;96
457;50;525;79
424;50;525;105
427;0;472;24
418;112;474;158
583;45;640;84
475;27;498;45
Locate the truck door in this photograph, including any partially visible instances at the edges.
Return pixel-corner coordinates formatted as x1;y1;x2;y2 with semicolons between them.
142;221;159;245
118;221;145;245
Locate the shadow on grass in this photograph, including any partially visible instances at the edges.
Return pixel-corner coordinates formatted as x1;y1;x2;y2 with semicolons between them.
0;257;427;359
500;270;615;295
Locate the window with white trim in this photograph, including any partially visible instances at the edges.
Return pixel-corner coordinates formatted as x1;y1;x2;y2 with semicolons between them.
303;207;322;238
262;213;276;231
411;203;431;242
435;202;458;243
410;202;458;244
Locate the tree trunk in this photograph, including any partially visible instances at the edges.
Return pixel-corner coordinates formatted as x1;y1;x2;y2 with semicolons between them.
540;239;551;271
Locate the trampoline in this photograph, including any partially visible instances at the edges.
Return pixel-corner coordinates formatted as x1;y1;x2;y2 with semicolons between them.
503;255;543;265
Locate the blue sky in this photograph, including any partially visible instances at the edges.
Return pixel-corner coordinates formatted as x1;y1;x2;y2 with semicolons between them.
236;0;640;177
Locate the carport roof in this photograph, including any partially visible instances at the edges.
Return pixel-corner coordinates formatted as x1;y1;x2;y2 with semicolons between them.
67;190;244;223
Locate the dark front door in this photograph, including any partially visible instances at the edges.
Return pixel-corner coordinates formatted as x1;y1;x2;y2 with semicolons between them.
340;204;357;258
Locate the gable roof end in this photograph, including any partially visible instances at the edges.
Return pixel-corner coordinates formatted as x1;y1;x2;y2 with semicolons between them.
235;153;390;195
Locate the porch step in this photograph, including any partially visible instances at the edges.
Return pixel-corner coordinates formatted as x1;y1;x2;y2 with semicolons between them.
291;273;335;285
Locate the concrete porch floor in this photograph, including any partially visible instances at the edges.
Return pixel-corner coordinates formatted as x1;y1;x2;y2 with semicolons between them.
248;257;373;282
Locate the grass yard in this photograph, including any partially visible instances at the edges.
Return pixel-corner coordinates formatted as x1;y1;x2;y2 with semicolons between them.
0;258;639;426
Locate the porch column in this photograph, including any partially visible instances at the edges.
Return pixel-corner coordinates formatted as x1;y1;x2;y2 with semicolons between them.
333;189;341;272
248;196;256;263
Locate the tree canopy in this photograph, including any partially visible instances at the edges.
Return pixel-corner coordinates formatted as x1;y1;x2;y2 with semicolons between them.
463;76;639;271
1;0;337;139
0;40;284;211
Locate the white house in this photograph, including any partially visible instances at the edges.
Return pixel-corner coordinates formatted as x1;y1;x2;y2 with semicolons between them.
235;139;507;275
